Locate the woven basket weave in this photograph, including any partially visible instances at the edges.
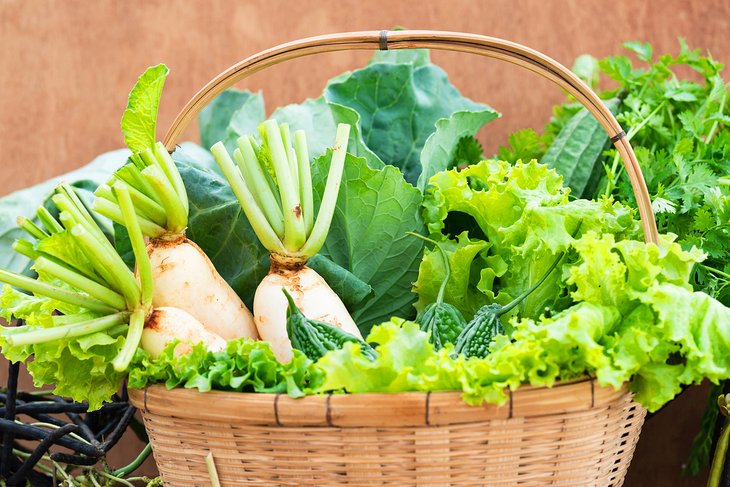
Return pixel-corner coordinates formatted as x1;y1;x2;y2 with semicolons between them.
129;30;660;486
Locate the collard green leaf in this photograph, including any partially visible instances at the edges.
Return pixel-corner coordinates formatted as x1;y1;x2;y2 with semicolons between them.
199;89;265;152
325;61;489;185
311;153;425;333
369;48;430;67
418;109;499;191
121;64;169;153
542;98;619;198
307;254;374;310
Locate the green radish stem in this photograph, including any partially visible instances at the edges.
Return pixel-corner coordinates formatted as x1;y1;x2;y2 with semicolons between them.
294;130;314;234
11;240;39;260
51;312;99;326
33;257;127;310
262;119;307;252
17;217;48;240
115;164;163;206
0;269;116;314
113;182;153;309
95;183;167;226
70;226;141;308
141;165;187;235
1;312;130;347
407;233;449;305
213;121;350;261
234;137;285;237
36;206;64;234
154;142;188;213
112;308;145;372
211;142;287;254
299;123;349;258
93;198;166;237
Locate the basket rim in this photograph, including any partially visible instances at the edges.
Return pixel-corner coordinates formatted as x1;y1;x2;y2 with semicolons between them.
129;376;636;427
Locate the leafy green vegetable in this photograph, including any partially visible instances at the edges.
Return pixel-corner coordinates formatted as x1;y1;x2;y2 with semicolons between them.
325;59;495;185
128;337;323;397
317;319;465;394
418;109;499;191
416;159;638;320
199;89;265;153
311;153;425;333
542;99;619;198
121;64;169;153
496;129;546;164
319;232;730;414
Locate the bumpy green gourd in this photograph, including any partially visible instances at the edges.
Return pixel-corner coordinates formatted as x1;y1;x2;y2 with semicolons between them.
283;289;377;361
411;233;467;349
454;252;565;359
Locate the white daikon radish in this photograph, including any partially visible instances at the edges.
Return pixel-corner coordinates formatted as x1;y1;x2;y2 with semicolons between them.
212;120;361;362
93;65;257;341
141;306;226;358
0;183;226;373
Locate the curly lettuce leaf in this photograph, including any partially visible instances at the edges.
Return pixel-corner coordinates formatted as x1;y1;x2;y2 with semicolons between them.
417;160;638;320
128;338;323;398
0;286;124;410
317;319;465;394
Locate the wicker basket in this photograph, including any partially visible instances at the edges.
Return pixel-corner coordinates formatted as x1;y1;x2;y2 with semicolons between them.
129;30;661;486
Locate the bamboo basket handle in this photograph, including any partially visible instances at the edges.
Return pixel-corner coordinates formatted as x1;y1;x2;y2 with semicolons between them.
163;30;659;244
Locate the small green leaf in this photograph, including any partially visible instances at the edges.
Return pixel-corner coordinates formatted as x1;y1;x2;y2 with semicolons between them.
121;64;169;153
418;109;499;191
623;41;653;62
542;99;620;198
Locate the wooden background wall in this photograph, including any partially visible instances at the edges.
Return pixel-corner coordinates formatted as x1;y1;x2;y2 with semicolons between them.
2;0;729;484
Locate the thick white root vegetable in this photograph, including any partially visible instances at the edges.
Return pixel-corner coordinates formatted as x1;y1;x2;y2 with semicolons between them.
254;266;361;362
147;238;258;341
141;306;227;358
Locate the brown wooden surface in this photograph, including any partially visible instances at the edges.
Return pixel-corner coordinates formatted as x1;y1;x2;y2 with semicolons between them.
2;0;729;484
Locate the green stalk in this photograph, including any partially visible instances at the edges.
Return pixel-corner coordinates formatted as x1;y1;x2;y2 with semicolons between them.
112;443;152;478
93;199;166;238
17;217;48;240
12;239;39;260
280;124;300;188
71;225;141;308
211;142;287;254
708;417;730;487
51;312;98;326
234;137;285;237
141;165;187;235
294;130;314;235
115;164;163;205
154;142;189;214
0;269;117;314
52;193;108;245
114;182;153;309
498;252;565;316
112;308;145;372
36;206;63;234
34;257;127;310
56;184;108;242
299;123;350;258
95;183;167;226
4;312;130;347
263;120;306;251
